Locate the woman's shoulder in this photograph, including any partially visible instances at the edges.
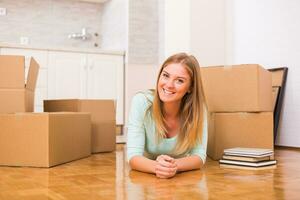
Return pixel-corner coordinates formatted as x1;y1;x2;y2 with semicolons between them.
132;89;154;103
131;90;154;109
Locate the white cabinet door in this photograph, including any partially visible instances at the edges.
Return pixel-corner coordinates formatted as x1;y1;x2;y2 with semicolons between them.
87;53;124;124
48;51;87;99
0;48;48;112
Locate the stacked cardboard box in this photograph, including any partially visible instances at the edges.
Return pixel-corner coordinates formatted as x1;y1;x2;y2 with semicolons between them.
0;55;39;113
44;99;116;153
0;55;91;167
201;64;274;160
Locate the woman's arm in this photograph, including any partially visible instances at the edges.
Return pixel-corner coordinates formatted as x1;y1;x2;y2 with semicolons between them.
175;155;204;172
126;94;148;162
129;155;157;174
129;155;178;178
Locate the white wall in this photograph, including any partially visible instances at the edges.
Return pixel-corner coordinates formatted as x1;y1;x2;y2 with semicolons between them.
101;0;127;50
190;0;226;66
161;0;226;65
162;0;190;61
227;0;300;147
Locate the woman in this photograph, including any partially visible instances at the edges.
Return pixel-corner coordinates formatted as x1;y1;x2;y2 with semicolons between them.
127;52;207;179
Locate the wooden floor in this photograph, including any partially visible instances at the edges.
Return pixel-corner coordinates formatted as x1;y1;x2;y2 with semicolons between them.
0;145;300;200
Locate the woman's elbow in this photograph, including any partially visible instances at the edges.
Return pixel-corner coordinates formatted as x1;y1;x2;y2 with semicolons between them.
128;155;140;170
195;155;205;169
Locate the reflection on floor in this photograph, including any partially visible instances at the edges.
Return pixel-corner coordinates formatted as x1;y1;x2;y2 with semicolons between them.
0;145;299;200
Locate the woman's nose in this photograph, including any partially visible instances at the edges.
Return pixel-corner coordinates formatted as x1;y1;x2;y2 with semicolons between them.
165;79;174;88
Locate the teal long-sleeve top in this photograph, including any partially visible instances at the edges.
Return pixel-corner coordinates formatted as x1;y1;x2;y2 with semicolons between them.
126;91;208;163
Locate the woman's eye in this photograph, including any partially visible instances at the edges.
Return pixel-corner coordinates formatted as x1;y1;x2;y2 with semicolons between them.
176;79;184;84
162;73;169;78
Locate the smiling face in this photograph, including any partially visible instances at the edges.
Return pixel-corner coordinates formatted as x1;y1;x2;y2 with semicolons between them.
157;63;192;105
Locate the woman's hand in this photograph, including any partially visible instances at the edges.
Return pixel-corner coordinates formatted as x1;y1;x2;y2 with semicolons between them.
155;155;178;179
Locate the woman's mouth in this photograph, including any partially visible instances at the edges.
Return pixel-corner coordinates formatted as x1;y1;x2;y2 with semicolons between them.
163;88;175;95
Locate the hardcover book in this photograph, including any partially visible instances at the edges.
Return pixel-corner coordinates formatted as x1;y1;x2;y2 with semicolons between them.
222;155;274;162
224;147;273;157
219;159;277;167
220;163;277;170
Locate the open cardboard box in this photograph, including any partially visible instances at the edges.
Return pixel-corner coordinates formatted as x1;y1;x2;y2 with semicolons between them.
0;55;39;113
44;99;116;153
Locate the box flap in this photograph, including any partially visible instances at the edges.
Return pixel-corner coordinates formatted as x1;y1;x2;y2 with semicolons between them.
0;55;25;88
25;58;39;91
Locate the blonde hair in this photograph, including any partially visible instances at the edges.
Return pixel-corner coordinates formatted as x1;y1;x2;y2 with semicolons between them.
151;52;206;155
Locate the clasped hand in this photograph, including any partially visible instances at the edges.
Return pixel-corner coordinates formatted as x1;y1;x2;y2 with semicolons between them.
155;155;178;178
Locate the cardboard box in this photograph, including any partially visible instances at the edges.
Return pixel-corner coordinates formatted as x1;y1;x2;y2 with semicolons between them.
0;55;39;113
44;99;116;153
201;64;272;112
207;112;273;160
0;112;91;167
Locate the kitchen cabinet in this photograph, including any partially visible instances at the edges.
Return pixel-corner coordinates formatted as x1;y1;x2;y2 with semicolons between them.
48;51;86;99
48;51;124;124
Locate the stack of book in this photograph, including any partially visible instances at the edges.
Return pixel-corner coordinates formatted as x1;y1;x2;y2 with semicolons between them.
219;147;277;170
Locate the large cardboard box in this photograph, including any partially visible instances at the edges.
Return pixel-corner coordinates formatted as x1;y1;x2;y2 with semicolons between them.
0;112;91;167
44;99;116;153
201;64;272;112
207;112;273;160
0;55;39;113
